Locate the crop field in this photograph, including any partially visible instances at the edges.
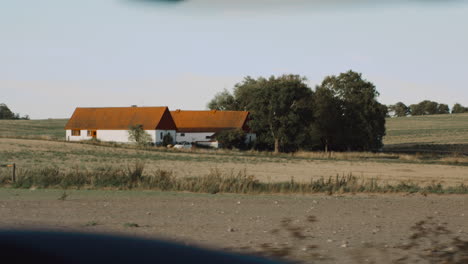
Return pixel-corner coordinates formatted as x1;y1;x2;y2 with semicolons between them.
0;118;68;140
384;113;468;153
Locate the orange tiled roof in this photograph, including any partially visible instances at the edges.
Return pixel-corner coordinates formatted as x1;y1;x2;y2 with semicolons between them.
170;110;250;132
65;107;176;130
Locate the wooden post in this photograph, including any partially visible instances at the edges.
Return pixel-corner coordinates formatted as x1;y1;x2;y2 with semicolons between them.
12;163;16;183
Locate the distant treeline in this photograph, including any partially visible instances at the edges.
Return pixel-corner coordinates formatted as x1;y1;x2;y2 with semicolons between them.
208;70;387;153
388;101;468;117
0;103;29;120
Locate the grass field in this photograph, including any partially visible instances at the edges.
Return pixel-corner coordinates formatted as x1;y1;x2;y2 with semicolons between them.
0;118;68;140
384;113;468;153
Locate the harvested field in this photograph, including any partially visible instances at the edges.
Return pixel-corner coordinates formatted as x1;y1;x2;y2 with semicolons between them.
384;113;468;154
0;189;467;264
1;138;467;187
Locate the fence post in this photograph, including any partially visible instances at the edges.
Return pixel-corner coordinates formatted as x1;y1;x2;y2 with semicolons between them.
12;163;16;183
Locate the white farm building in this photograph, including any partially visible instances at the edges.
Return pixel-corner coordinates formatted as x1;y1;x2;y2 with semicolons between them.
65;106;177;144
170;109;256;147
65;106;256;147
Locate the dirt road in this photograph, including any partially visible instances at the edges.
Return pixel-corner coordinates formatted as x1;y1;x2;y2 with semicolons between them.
0;189;466;263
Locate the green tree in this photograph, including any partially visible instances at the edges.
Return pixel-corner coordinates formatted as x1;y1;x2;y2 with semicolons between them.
215;129;246;149
409;103;423;116
410;100;440;115
0;103;16;119
128;124;152;147
452;103;468;114
437;104;450;114
232;77;263;111
315;70;387;151
388;102;410;117
208;75;314;152
312;86;343;152
245;75;314;153
206;89;237;110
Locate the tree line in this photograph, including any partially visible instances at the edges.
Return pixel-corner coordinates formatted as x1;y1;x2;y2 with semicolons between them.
0;103;29;120
388;101;468;117
208;70;387;153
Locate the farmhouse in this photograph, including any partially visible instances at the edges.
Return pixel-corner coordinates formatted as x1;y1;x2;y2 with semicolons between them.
65;107;176;144
65;106;256;147
170;109;256;147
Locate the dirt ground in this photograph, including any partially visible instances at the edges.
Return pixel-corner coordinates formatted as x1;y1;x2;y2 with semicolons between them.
1;138;467;186
0;189;467;264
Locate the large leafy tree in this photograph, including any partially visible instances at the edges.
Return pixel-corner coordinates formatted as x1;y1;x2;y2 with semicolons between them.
0;103;17;119
247;75;314;153
388;102;410;117
206;77;261;111
452;103;468;114
312;86;343;152
410;100;442;115
315;70;387;151
206;89;237;110
207;75;314;153
437;104;450;114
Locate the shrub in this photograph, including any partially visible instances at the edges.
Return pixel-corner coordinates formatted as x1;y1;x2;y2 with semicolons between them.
216;129;246;149
162;133;174;147
128;124;152;147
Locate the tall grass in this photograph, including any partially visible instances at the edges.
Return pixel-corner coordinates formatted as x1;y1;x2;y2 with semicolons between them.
1;164;467;194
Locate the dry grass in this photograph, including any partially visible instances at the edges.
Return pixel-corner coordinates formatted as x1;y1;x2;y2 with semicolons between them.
1;138;467;188
1;164;467;194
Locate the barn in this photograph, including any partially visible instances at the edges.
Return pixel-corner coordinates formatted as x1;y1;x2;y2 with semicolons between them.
64;106;177;144
170;109;256;147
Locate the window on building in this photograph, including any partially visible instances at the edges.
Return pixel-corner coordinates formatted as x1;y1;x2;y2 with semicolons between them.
160;132;163;140
180;133;185;137
205;136;210;139
87;130;97;138
71;130;80;136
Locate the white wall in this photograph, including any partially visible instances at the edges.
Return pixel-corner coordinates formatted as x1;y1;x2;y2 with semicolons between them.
66;129;252;146
66;129;176;144
175;131;257;146
97;130;131;142
155;130;176;144
175;132;215;143
66;129;93;141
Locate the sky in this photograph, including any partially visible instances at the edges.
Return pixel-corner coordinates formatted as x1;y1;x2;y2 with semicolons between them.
1;0;467;119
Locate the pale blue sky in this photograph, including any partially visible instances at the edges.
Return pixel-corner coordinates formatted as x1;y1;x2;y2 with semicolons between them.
1;0;467;118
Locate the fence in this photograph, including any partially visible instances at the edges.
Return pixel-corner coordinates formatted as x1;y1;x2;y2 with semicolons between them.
0;163;16;182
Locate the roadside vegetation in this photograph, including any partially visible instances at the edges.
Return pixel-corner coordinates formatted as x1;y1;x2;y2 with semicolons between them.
1;163;467;195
